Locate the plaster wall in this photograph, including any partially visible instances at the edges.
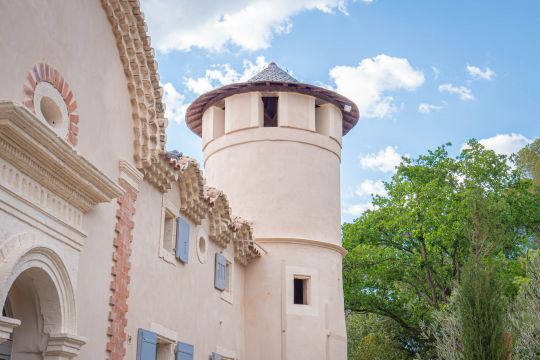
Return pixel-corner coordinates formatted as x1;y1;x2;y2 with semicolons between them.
225;93;263;134
0;1;136;358
315;104;343;144
0;0;134;180
278;92;316;131
203;95;347;359
204;127;342;245
126;181;247;360
202;107;225;146
244;242;346;359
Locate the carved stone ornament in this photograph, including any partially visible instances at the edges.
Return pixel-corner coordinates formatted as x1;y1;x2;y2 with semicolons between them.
0;101;123;213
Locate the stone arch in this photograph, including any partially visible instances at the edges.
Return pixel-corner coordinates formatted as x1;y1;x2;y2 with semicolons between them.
0;233;77;335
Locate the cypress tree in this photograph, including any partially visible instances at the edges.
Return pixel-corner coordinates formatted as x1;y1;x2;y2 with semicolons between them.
457;258;505;360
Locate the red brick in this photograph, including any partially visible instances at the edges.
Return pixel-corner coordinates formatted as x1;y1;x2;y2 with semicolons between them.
33;66;40;82
23;99;34;111
65;90;73;105
58;76;65;94
106;182;137;358
26;73;36;90
44;63;50;82
39;63;45;82
62;82;69;98
23;85;34;98
67;100;77;113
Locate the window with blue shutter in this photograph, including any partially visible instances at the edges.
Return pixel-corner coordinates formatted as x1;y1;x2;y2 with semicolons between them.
175;342;194;360
214;253;227;291
175;217;190;263
137;328;157;360
211;352;222;360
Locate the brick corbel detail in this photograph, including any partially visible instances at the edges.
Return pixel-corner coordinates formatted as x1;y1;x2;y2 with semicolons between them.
106;161;142;359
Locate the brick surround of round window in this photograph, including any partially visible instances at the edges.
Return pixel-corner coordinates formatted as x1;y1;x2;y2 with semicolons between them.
23;63;79;146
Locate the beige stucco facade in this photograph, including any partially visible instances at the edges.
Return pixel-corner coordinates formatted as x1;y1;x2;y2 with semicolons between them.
0;1;357;359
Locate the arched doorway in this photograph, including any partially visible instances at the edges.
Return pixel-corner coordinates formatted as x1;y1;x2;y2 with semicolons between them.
0;240;86;359
1;267;62;359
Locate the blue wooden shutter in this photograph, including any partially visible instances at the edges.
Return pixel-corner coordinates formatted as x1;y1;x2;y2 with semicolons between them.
211;352;222;360
136;328;157;360
214;253;227;291
175;342;194;360
175;217;190;263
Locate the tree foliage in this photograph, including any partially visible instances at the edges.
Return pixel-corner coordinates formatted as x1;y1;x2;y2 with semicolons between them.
457;259;506;360
509;251;540;359
343;140;540;356
347;312;411;360
516;137;540;186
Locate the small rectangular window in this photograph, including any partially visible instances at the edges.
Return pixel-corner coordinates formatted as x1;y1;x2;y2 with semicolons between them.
262;96;278;127
293;276;309;305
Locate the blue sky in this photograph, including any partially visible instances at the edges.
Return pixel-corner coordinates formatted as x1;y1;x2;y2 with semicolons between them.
141;0;539;223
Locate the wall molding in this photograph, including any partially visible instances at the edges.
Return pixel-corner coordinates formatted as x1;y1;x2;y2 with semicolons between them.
256;237;347;256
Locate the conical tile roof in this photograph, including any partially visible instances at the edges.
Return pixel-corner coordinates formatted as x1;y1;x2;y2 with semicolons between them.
185;62;360;137
248;62;298;83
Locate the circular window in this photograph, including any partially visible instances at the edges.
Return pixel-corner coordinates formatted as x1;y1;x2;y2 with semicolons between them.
33;82;69;138
196;227;208;264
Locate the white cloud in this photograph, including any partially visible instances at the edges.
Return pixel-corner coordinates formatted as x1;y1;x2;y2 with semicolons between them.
438;83;474;101
355;179;387;197
418;103;443;113
343;201;374;216
185;57;268;96
162;82;189;123
359;146;404;173
466;64;496;81
140;0;349;52
476;133;532;156
329;54;425;118
361;0;374;3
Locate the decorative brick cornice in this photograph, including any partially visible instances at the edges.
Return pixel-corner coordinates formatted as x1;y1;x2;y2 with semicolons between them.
205;187;233;248
23;63;79;146
174;156;207;225
144;155;177;192
106;179;138;359
230;217;261;266
101;0;170;191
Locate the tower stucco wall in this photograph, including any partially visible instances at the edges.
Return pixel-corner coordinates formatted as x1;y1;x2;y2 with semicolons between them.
203;92;348;359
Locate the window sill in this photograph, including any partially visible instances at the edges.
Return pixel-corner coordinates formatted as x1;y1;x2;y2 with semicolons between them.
159;248;176;265
220;290;233;304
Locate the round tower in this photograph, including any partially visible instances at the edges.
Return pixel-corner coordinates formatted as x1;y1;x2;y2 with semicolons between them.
186;63;359;360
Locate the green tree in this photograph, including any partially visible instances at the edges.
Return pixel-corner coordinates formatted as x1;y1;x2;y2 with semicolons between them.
510;251;540;359
516;137;540;186
343;140;540;356
347;312;411;360
458;259;506;360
